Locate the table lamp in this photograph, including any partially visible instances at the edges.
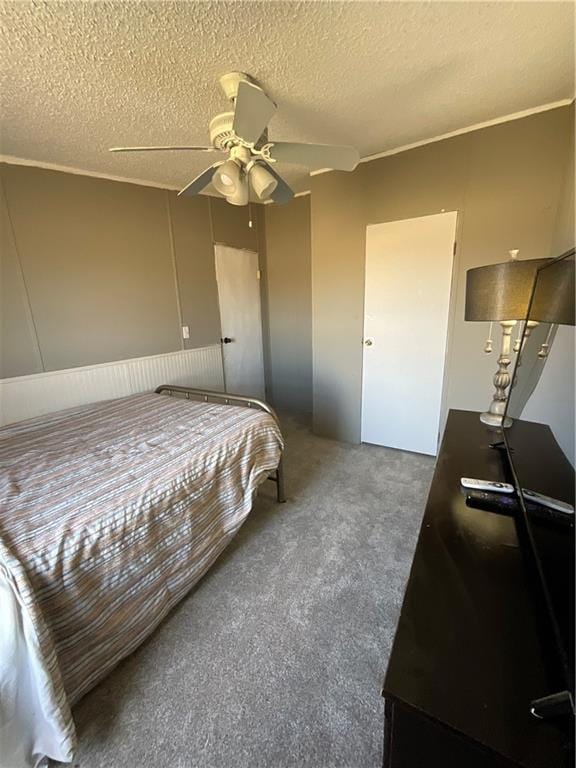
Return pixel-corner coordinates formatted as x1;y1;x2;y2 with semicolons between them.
465;251;549;428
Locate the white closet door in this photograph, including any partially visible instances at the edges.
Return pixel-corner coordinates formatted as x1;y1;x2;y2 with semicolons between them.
361;212;457;455
214;245;265;399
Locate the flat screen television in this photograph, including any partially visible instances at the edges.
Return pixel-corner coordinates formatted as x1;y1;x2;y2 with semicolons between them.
503;248;575;721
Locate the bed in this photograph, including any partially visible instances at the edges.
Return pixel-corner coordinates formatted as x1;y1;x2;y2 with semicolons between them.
0;386;284;768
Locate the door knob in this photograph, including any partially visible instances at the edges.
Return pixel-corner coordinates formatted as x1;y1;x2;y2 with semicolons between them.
221;337;233;344
364;338;373;347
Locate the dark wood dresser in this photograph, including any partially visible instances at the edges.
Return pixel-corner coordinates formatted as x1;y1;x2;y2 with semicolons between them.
382;409;574;768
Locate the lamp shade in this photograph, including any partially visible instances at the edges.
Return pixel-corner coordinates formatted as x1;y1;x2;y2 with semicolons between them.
465;259;549;321
529;257;575;326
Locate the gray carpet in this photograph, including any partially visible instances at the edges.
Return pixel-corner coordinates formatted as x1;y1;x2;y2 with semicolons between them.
71;415;435;768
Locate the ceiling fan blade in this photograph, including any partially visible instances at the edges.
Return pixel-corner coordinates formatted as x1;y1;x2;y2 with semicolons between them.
178;164;220;197
232;81;276;145
267;141;359;171
109;146;217;153
260;162;294;205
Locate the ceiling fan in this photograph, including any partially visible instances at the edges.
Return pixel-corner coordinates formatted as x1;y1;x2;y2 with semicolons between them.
110;72;360;206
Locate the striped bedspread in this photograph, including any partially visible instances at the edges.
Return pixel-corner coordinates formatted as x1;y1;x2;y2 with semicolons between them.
0;393;283;768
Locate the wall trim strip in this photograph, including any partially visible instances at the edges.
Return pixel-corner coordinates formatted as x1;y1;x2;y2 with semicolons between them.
165;191;185;347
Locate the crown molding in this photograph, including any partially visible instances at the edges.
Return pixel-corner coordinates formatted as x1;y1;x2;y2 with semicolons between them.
2;97;572;195
0;154;182;191
262;189;311;205
310;98;574;177
0;154;271;205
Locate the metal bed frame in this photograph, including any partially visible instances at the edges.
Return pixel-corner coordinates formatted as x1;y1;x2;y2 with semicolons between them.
155;384;286;503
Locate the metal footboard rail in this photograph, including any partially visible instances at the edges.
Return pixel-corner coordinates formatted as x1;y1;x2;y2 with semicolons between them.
154;384;286;503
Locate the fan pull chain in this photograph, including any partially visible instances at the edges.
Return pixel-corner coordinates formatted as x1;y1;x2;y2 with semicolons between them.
484;322;493;353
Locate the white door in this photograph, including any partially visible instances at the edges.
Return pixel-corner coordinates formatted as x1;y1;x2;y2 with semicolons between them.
214;245;266;399
361;212;457;455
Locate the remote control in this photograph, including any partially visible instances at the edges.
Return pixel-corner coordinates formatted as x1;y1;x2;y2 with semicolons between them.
460;478;515;494
465;491;574;528
465;490;517;517
521;488;574;516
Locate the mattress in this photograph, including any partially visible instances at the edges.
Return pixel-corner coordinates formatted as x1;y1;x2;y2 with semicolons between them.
0;392;283;768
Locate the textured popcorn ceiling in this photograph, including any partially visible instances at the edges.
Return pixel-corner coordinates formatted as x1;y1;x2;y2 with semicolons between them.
0;1;574;195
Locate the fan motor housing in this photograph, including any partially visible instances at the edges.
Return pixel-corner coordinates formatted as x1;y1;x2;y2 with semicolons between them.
211;73;269;151
209;112;269;152
219;71;256;101
209;112;236;150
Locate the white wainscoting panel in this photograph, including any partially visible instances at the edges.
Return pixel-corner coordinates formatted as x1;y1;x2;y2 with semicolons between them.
0;345;224;426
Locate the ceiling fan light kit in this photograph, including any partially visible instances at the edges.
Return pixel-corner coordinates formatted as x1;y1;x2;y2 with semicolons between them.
212;158;242;196
249;163;278;200
226;179;250;207
110;72;360;206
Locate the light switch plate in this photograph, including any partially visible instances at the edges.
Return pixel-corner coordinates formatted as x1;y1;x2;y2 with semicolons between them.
182;326;190;339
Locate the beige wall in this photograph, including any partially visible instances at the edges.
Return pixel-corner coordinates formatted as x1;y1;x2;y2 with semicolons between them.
311;171;366;439
264;195;312;413
168;193;221;349
209;196;259;251
0;164;267;380
551;113;575;257
311;104;574;443
1;165;181;374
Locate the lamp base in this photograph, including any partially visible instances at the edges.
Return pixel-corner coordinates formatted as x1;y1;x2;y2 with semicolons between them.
480;320;516;431
480;411;513;429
